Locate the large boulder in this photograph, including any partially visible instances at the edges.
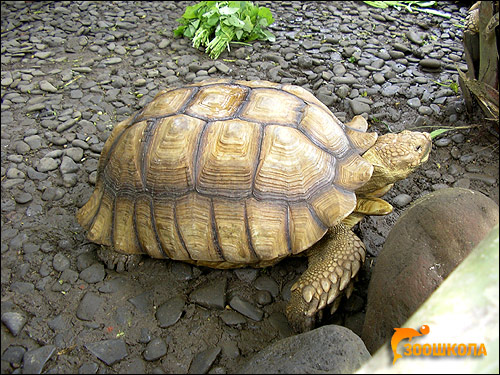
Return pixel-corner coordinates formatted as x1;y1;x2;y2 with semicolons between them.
361;188;499;354
237;325;370;374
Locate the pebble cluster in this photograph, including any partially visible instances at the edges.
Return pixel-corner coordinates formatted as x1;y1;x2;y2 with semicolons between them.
1;1;498;374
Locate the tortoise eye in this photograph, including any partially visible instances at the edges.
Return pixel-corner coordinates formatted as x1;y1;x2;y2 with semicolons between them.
416;145;422;152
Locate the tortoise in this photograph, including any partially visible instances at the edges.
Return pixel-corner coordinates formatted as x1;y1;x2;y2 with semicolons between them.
76;79;431;331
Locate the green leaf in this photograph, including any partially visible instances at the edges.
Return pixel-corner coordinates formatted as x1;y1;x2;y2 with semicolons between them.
173;1;275;59
260;29;275;42
258;7;274;25
219;5;240;15
429;128;451;139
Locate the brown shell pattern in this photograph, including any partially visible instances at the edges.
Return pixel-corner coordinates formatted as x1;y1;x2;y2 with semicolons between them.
76;79;376;268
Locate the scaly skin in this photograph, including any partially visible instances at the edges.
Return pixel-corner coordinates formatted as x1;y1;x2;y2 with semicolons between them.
285;130;432;332
286;223;366;331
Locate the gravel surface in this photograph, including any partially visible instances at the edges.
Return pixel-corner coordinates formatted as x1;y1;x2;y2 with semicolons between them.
1;1;498;374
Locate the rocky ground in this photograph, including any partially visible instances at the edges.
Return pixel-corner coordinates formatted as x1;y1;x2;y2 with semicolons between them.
1;1;499;374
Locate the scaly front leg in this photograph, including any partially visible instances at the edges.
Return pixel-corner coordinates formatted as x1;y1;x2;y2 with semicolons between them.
285;223;366;332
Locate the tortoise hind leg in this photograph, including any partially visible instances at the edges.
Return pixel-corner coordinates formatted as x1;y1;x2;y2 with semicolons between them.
97;246;143;272
285;223;366;332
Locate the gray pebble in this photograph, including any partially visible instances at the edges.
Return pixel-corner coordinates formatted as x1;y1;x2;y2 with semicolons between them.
214;62;230;74
24;134;43;149
156;296;185;328
220;310;246;326
406;30;425;45
451;133;465;143
39;80;58;93
79;263;106;284
143;338;168;361
453;178;471;189
234;268;259;283
2;345;26;365
190;278;226;309
229;296;263;321
255;290;272;306
41;187;65;201
392;194;412;208
48;314;68;331
464;173;497;185
419;58;442;71
103;57;122;65
27;167;48;181
189;347;221;374
407;97;421;108
381;85;400;96
1;312;27;336
23;345;56;374
37;157;59;172
85;339;128;365
418;106;433;115
372;73;385;84
77;292;103;321
128;291;153;314
53;252;70;272
60;156;79;174
72;139;90;149
78;362;99;374
350;99;371;115
434;138;451;147
254;275;279;298
11;281;34;294
14;192;33;204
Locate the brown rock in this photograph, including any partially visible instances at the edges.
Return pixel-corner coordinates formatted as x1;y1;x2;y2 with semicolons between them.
361;188;499;353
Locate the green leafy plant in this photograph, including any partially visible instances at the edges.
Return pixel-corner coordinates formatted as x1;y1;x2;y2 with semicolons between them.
174;1;275;59
431;79;459;94
363;1;451;18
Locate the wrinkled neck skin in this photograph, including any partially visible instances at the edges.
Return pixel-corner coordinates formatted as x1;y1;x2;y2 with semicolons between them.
356;149;412;197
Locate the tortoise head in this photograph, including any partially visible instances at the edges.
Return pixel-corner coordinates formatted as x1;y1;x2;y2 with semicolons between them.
360;130;432;192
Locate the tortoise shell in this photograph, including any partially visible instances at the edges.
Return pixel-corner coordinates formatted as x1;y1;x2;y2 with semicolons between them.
76;79;377;268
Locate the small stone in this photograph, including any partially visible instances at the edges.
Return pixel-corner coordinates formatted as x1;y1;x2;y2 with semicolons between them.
6;167;25;179
372;73;385;84
60;156;79;174
189;278;226;309
143;338;168;361
254;275;280;297
392;194;412;208
53;253;70;272
189;347;221;374
220;310;247;326
434;138;451;147
229;296;263;321
2;345;26;365
407;97;421;108
14;192;33;204
79;263;106;284
1;312;27;336
85;339;128;365
103;57;122;65
419;58;442;71
37;157;59;172
350;99;371;115
78;362;99;374
39;80;58;93
23;345;56;374
156;296;185;328
77;292;103;321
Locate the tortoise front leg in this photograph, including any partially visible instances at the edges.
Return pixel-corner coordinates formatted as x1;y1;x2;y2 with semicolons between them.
285;223;366;332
